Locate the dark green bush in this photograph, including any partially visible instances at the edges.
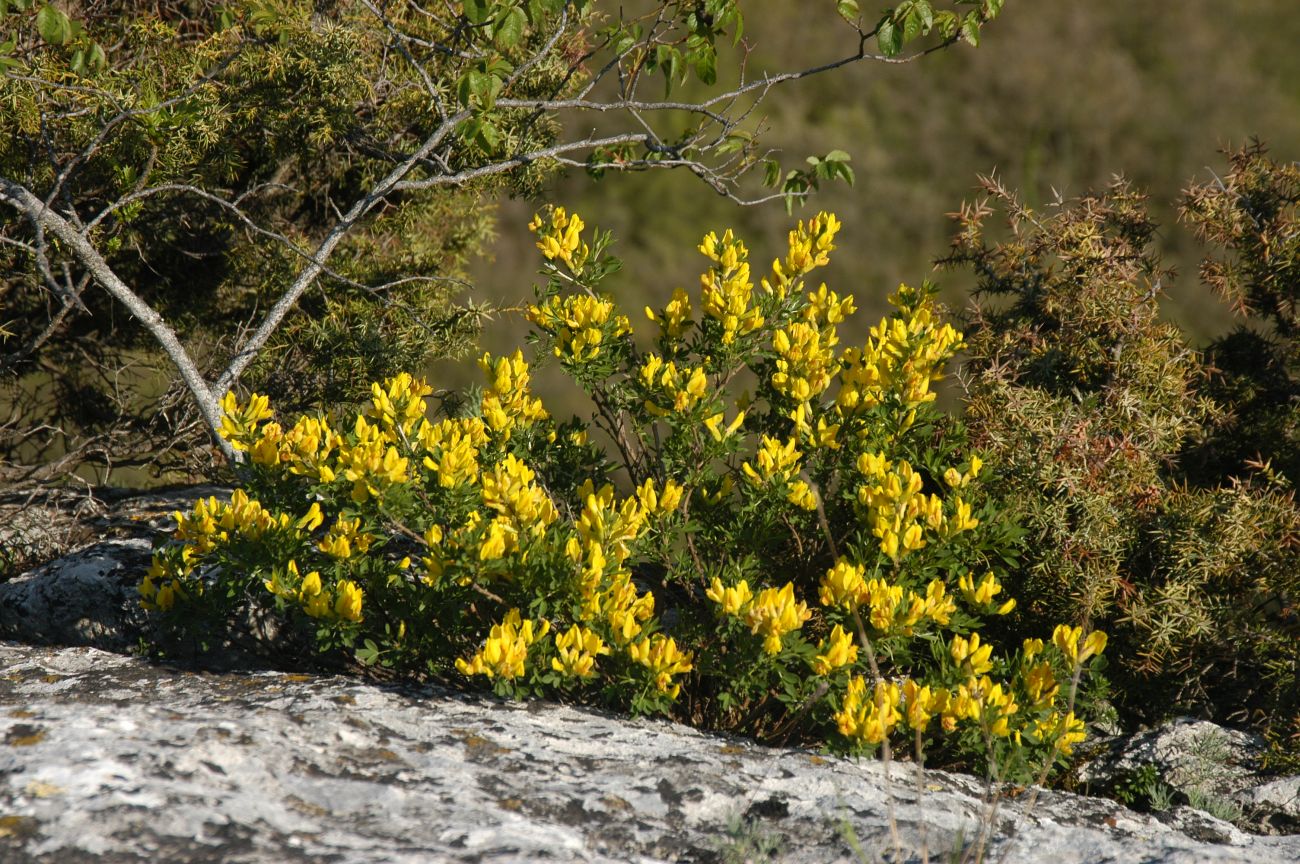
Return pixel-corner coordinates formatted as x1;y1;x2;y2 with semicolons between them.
947;169;1300;758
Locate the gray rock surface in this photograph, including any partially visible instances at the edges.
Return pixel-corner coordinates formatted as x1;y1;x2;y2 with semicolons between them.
1077;717;1300;834
4;642;1300;864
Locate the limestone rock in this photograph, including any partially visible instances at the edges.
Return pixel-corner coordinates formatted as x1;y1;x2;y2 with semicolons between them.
0;486;226;651
4;643;1300;864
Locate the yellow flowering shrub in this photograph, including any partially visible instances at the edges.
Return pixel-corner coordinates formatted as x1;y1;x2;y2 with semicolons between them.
143;208;1107;778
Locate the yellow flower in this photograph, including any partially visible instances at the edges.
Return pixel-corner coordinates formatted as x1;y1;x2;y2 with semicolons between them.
835;676;901;745
743;582;812;655
902;678;938;730
959;572;1016;615
812;624;858;675
366;372;432;435
646;287;694;341
332;579;364;621
706;577;753;617
1053;625;1107;666
923;579;956;625
1034;710;1087;755
950;632;994;676
1024;661;1059;708
628;634;693;698
456;609;550;680
819;558;868;610
551;624;609;680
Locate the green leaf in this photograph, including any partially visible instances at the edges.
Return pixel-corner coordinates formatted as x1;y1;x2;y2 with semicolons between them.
934;10;958;39
983;0;1004;19
494;5;526;49
693;43;716;85
836;0;860;23
36;4;71;46
69;46;83;74
476;119;500;151
88;41;105;71
902;7;923;43
463;0;491;26
763;159;781;188
876;17;901;57
961;13;980;46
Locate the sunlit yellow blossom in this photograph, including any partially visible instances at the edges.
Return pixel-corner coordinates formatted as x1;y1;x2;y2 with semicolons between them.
218;391;274;451
366;372;432;435
551;624;609;680
333;580;364;622
967;677;1019;737
819;558;869;610
902;678;940;730
528;294;631;365
950;632;994;676
743;582;812;655
1034;710;1087;754
639;354;710;417
923;579;956;625
835;675;901;745
320;515;372;560
456;609;550;680
480;454;558;554
529;206;589;270
706;577;753;617
645;287;694;341
698;228;763;345
1053;625;1108;666
477;351;548;442
1024;661;1059;708
836;283;964;421
812;624;858;675
760;212;841;299
959;571;1016;615
628;634;693;698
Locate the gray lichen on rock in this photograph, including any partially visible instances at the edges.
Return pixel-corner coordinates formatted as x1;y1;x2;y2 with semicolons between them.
4;642;1300;864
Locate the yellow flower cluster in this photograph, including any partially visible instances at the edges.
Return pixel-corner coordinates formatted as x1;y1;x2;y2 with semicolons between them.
173;489;290;553
218;391;273;450
479;454;559;559
319;514;373;560
366;371;432;436
456;608;550;680
706;578;812;655
479;351;548;440
1052;625;1108;666
741;435;817;510
338;415;409;504
529;206;589;271
836;283;964;422
645;287;693;342
698;228;763;345
417;416;486;487
835;676;901;744
856;451;977;561
959;571;1016;616
528;293;631;364
760;212;841;299
264;561;364;622
812;624;858;675
639;355;709;417
817;557;955;635
628;634;695;698
552;624;610;680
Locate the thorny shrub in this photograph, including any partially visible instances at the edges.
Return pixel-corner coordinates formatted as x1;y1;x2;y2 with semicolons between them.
142;210;1107;779
947;170;1300;764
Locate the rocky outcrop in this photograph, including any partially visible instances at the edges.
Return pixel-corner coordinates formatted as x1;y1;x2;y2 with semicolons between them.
4;503;1300;862
1079;718;1300;835
4;642;1300;864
